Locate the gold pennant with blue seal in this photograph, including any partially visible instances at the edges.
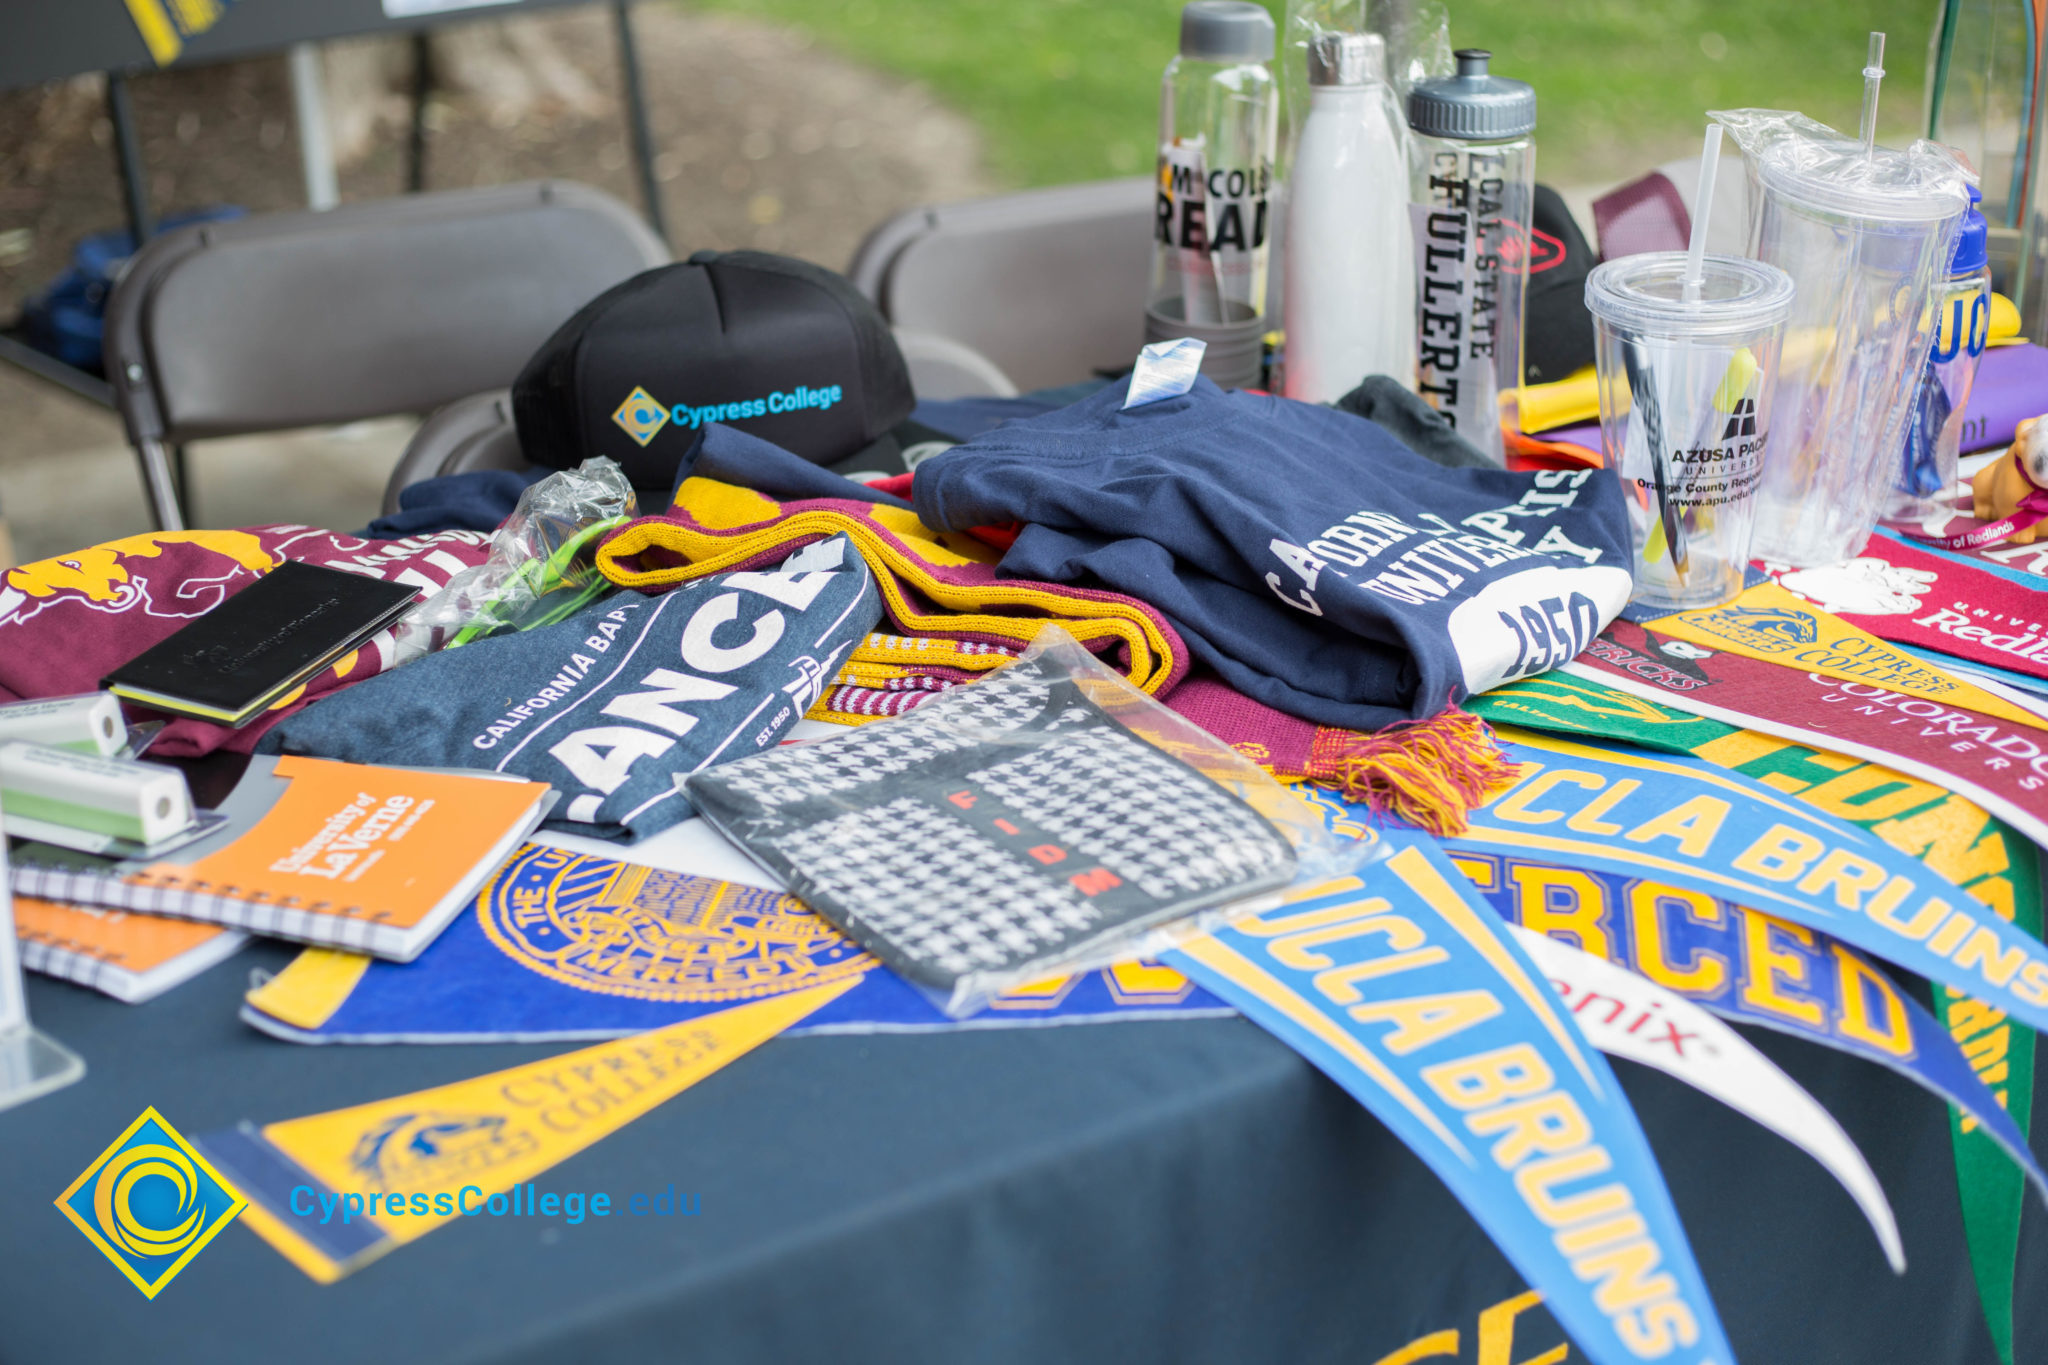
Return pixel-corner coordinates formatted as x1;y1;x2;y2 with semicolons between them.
197;977;856;1283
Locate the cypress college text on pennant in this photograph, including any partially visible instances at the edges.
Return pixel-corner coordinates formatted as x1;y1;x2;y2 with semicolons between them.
200;979;858;1283
1165;836;1733;1365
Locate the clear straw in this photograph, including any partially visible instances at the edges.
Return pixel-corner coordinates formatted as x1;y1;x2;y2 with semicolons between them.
1682;124;1723;304
1859;31;1887;154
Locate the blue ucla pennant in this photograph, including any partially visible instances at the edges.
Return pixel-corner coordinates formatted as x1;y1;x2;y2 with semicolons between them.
1164;835;1733;1365
1443;846;2046;1201
1461;729;2048;1040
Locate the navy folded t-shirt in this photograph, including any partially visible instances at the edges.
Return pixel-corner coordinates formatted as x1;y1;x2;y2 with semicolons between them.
261;536;882;841
912;376;1633;730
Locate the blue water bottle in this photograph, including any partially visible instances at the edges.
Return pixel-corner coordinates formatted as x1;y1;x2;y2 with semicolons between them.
1892;182;1990;520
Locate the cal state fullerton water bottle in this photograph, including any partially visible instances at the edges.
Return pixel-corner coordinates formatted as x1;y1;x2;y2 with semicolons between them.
1406;50;1536;465
1891;182;1991;520
1147;1;1278;389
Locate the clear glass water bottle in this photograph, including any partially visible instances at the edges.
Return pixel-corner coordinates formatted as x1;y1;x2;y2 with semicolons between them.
1148;1;1279;387
1891;182;1991;521
1406;49;1536;465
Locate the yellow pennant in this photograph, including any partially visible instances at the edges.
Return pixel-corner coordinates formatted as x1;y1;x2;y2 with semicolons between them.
219;977;857;1283
1651;582;2048;733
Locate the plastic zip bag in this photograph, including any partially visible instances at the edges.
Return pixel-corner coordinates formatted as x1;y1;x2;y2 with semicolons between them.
685;626;1379;1017
1280;0;1449;172
398;458;638;654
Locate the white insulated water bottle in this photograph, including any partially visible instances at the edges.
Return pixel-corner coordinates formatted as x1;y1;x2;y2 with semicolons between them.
1282;31;1416;403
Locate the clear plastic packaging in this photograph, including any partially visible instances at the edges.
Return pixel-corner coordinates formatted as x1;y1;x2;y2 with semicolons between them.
685;627;1378;1017
1585;252;1794;609
1280;0;1450;167
1712;108;1970;565
399;457;637;652
1891;184;1991;520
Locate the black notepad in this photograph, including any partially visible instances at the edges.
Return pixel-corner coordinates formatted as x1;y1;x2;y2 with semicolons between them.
101;561;418;726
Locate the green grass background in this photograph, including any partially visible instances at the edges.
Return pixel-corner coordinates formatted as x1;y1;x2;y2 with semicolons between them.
684;0;1937;187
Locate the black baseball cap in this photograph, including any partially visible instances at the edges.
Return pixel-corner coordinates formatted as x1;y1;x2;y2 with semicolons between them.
513;249;914;485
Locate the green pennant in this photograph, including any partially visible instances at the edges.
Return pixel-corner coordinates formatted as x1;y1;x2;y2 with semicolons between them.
1473;670;2041;1360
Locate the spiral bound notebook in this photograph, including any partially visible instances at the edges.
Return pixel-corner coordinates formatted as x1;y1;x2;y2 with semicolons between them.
8;755;553;961
14;897;247;1003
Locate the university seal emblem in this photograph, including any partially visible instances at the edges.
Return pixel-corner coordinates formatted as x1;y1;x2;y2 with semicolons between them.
479;844;874;1002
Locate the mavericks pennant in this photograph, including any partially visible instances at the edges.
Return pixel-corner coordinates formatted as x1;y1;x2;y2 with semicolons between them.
1166;837;1734;1365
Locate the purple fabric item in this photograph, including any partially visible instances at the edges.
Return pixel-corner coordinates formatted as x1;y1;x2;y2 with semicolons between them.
1960;342;2048;453
1592;170;1691;261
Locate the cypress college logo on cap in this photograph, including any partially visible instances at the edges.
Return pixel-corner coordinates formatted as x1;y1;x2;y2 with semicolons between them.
610;382;845;447
612;386;671;446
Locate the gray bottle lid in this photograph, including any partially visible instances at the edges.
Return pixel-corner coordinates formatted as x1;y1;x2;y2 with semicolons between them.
1180;1;1275;63
1307;32;1387;87
1407;48;1536;140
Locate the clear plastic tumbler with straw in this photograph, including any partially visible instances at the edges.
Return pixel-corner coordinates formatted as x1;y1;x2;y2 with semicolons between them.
1586;125;1795;610
1713;37;1971;566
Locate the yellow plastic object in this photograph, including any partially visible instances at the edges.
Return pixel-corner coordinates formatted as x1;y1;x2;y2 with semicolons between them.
1514;364;1599;433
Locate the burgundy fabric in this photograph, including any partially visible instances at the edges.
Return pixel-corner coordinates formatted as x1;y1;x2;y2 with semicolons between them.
0;525;491;756
1592;170;1691;262
1162;670;1320;773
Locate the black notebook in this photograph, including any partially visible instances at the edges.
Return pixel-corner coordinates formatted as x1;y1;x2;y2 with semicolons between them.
101;561;418;726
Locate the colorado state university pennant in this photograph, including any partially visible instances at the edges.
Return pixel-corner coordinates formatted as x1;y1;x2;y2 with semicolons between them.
1166;837;1734;1365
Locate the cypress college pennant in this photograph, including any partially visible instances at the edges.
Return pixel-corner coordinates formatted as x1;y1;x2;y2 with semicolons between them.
1166;837;1734;1365
1646;582;2048;734
198;979;858;1283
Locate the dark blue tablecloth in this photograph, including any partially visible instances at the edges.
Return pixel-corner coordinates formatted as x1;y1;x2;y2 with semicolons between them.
0;941;2040;1364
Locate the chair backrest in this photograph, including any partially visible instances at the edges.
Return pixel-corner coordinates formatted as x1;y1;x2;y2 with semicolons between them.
105;180;670;446
379;388;526;517
848;178;1155;392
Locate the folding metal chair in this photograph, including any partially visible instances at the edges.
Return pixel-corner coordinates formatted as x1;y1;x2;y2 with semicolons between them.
103;180;670;531
848;178;1156;392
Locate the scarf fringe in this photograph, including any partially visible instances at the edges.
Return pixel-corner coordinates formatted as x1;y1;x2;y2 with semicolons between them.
1304;707;1519;837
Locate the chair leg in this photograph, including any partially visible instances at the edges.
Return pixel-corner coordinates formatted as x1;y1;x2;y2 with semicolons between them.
172;442;193;525
135;437;186;531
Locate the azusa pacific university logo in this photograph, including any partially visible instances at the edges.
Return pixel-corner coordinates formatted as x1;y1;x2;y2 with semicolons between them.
56;1107;244;1298
612;386;671;446
1721;397;1757;439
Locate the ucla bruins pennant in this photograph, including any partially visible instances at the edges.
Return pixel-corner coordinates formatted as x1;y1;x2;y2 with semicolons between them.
1467;670;2042;1364
1464;729;2048;1047
1448;845;2044;1200
239;844;1226;1042
1165;837;1734;1365
199;980;855;1283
